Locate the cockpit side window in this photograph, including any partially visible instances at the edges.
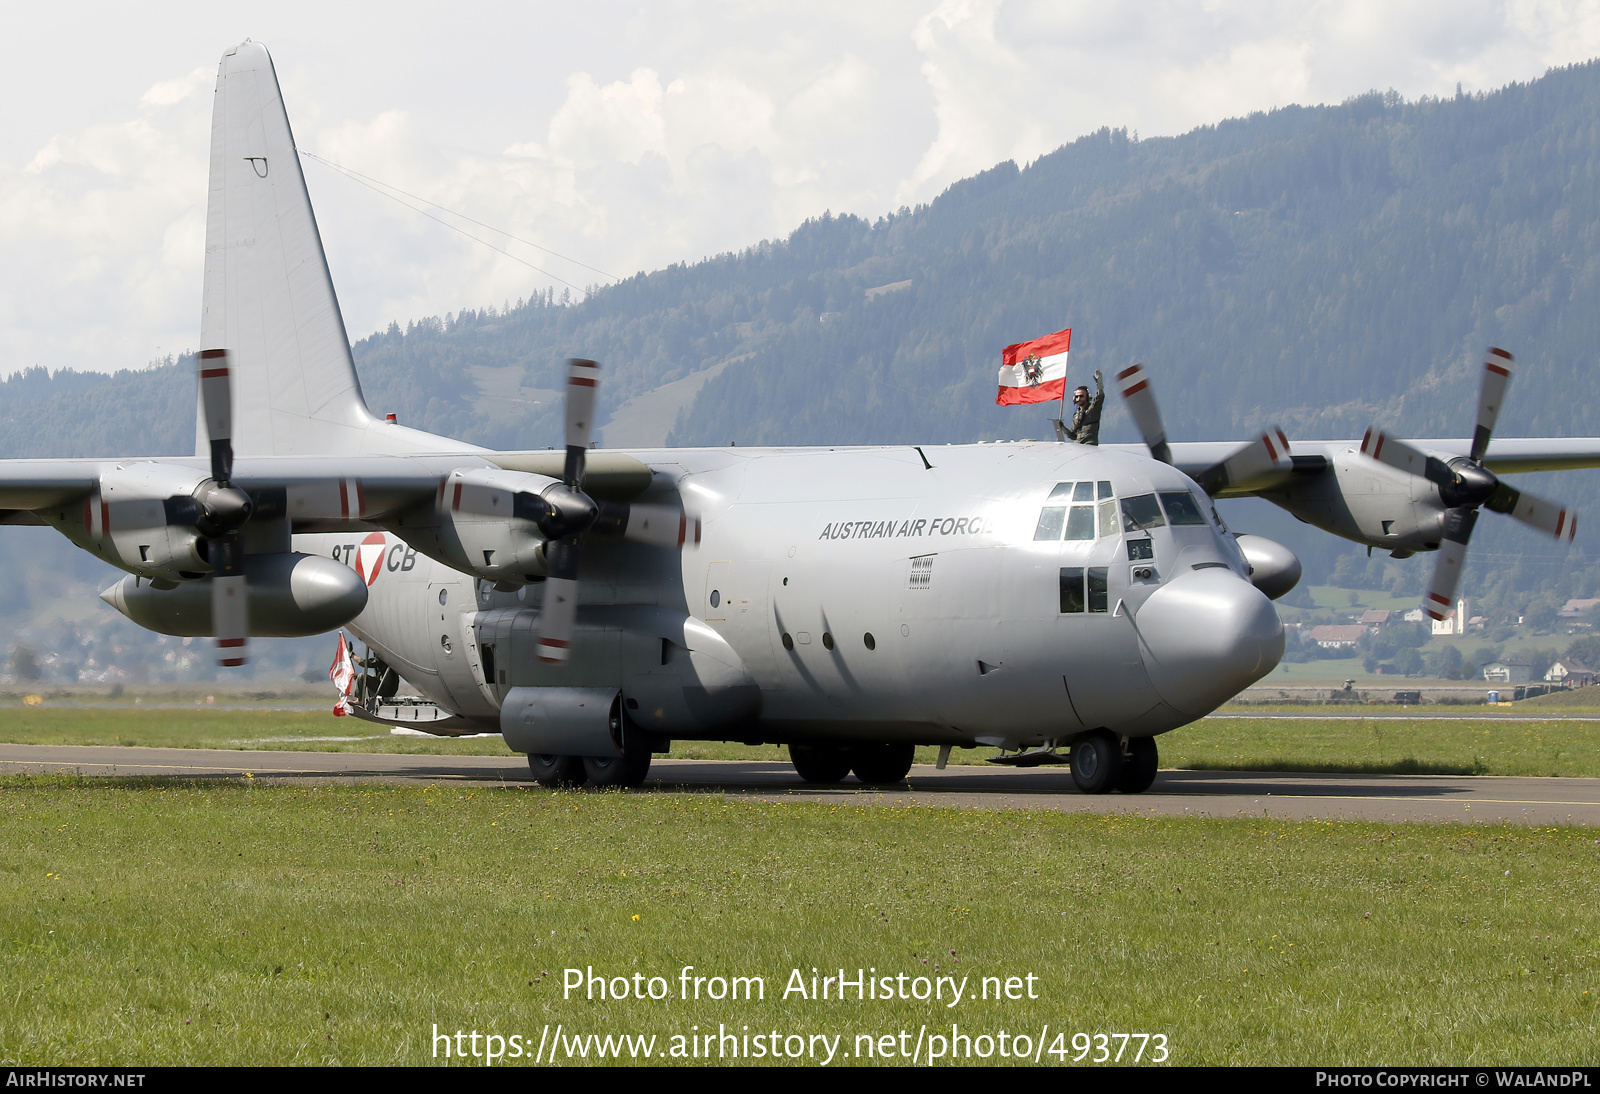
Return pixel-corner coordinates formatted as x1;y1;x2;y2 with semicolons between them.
1120;494;1165;531
1158;491;1208;526
1097;499;1119;537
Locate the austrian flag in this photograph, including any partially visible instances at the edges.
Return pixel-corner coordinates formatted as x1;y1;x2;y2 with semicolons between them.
328;632;358;716
996;327;1071;406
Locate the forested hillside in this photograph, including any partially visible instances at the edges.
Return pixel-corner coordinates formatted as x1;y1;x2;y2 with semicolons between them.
8;60;1600;679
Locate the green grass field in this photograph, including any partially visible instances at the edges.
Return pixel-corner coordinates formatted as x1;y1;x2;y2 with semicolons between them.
3;704;1599;778
1;776;1595;1066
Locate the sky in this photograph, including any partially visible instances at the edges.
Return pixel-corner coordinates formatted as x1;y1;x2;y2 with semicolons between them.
4;0;1600;377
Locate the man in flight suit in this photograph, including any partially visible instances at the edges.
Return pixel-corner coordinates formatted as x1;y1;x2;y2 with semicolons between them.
1066;369;1104;445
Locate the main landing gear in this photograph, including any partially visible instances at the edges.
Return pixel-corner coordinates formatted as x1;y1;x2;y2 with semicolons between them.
1069;730;1158;795
526;705;654;789
789;742;915;786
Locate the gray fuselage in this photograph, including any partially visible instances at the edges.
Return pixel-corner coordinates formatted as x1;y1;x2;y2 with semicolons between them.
302;442;1284;749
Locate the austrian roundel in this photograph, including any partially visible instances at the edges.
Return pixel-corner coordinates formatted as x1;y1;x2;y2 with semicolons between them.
355;532;387;587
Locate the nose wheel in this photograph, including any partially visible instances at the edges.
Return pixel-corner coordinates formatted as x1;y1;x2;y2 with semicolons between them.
1070;732;1159;794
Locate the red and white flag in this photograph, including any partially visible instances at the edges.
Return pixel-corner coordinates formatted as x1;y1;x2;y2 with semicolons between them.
328;632;357;716
996;327;1072;406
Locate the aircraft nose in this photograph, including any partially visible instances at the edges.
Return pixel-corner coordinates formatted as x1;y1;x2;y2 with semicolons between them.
1134;568;1284;718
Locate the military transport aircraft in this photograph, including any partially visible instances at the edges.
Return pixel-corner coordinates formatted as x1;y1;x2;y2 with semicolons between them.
7;43;1600;794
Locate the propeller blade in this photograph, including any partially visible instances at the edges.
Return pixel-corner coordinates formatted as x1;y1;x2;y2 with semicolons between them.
1358;429;1456;489
593;501;703;548
536;541;579;664
1194;428;1293;495
1486;484;1577;542
1470;347;1514;463
198;349;234;484
1115;363;1171;464
1422;508;1477;621
563;358;599;490
210;537;248;666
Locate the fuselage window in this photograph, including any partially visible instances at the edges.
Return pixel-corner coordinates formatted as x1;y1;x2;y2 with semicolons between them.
1127;539;1154;561
1059;567;1085;613
1072;481;1095;502
1087;567;1110;613
1034;507;1067;540
1064;506;1095;540
1047;481;1075;500
1158;491;1208;525
1120;493;1165;531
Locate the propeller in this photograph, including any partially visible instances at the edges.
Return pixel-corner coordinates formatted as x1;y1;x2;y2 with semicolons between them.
1115;363;1294;495
1359;348;1576;621
195;350;255;665
530;358;702;664
534;358;597;663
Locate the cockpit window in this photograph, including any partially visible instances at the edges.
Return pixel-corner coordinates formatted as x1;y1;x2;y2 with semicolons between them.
1158;491;1208;526
1072;481;1095;502
1064;506;1095;540
1034;507;1066;540
1120;494;1165;531
1098;499;1119;537
1097;480;1114;499
1047;482;1074;500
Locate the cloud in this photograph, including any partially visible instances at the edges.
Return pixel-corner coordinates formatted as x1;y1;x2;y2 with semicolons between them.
7;2;1600;377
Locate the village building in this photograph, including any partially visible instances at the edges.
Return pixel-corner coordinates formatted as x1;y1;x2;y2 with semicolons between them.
1430;597;1479;636
1482;658;1534;684
1307;624;1369;649
1557;598;1600;621
1358;609;1391;626
1545;658;1595;687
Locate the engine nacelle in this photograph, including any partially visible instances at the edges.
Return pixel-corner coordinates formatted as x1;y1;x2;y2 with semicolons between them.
47;463;213;581
100;552;367;636
1234;534;1302;600
1261;448;1447;553
398;468;575;584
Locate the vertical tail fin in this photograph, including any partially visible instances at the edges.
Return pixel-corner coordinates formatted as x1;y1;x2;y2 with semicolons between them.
197;42;383;457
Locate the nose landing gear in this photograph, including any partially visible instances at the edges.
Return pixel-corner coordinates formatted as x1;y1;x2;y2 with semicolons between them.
1070;731;1158;794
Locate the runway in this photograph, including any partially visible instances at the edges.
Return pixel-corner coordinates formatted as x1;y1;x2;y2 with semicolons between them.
3;743;1598;825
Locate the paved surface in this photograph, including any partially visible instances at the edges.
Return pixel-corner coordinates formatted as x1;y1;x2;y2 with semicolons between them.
3;743;1598;825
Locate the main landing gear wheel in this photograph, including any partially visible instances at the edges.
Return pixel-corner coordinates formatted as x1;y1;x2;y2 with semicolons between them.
851;742;916;785
1117;736;1159;794
528;753;585;788
789;744;853;784
582;699;652;789
1070;730;1124;795
583;749;651;788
